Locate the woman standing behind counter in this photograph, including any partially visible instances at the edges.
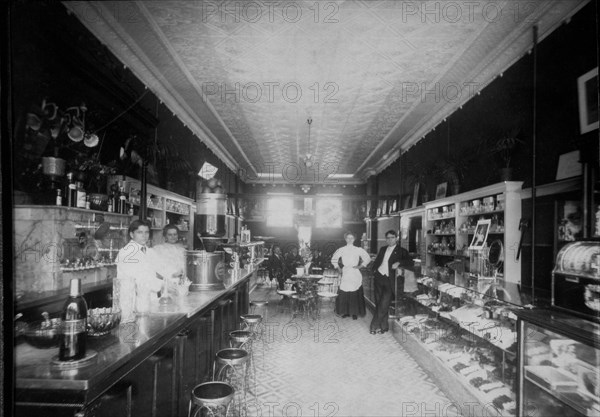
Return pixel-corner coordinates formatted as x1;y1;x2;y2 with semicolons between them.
116;220;163;320
153;225;186;287
330;231;371;320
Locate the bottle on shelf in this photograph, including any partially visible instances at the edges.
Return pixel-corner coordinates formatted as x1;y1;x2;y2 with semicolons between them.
56;189;63;206
118;186;127;214
110;182;119;212
107;195;113;213
66;172;77;208
58;278;88;361
76;182;87;209
85;195;91;210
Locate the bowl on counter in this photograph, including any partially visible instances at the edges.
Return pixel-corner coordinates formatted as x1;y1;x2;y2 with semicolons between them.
23;319;62;349
87;307;121;337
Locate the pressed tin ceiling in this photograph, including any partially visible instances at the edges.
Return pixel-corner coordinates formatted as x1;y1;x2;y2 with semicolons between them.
64;0;588;184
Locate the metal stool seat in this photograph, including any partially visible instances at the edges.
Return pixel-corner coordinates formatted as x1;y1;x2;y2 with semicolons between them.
213;348;250;417
240;314;265;368
249;300;268;322
229;330;252;348
215;348;248;366
188;381;234;417
317;292;338;319
228;331;257;405
240;314;262;326
248;300;269;347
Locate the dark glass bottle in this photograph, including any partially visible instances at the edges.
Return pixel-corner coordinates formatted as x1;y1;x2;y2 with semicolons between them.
59;278;88;361
118;186;127;214
107;194;114;213
66;172;77;208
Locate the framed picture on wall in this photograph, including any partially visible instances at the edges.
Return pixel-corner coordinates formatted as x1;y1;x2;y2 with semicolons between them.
578;67;599;134
436;182;448;200
556;150;583;180
469;219;491;250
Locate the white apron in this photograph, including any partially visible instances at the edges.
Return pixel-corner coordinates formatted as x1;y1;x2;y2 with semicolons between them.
331;245;371;292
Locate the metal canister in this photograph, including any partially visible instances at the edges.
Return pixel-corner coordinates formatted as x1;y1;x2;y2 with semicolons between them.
195;193;226;237
186;250;225;291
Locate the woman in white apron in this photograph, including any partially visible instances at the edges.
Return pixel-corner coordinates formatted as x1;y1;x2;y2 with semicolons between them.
330;231;372;319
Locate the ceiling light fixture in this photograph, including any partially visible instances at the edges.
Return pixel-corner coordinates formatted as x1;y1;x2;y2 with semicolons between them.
303;117;314;168
300;184;311;193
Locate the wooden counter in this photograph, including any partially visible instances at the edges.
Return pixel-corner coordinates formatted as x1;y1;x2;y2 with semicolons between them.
15;264;260;416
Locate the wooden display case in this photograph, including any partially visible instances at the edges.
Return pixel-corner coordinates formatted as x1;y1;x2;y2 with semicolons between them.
424;182;523;284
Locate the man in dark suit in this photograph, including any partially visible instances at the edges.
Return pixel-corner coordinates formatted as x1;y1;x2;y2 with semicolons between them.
268;245;287;290
369;230;411;334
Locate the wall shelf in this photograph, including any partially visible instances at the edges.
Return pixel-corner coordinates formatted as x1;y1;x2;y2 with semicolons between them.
424;182;523;284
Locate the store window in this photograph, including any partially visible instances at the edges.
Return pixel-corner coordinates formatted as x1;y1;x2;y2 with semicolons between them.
266;197;293;227
316;198;342;228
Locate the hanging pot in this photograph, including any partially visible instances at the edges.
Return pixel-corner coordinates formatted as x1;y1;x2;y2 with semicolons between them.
41;156;66;178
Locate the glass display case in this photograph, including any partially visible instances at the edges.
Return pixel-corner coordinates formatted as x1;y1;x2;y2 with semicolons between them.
399;273;529;415
552;240;600;322
516;309;600;417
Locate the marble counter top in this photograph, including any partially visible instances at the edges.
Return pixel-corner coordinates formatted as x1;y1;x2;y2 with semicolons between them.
15;265;259;399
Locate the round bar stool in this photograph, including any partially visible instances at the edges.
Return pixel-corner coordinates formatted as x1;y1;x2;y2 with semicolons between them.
188;381;234;417
228;331;257;404
317;292;338;319
249;299;268;325
240;314;265;365
213;348;249;417
276;290;294;315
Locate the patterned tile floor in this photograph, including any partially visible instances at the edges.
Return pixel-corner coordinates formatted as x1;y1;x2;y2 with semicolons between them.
246;284;459;417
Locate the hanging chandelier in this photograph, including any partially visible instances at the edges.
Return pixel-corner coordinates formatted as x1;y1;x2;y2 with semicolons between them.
302;117;314;168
